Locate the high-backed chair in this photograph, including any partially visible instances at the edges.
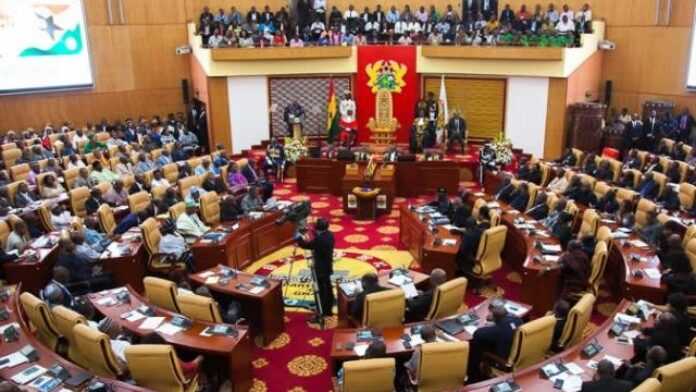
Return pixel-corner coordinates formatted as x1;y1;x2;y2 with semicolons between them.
489;315;556;373
587;241;608;297
471;198;487;221
471;226;507;281
571;148;584;166
616;187;638;205
144;276;180;312
651;172;668;198
489;210;501;227
416;342;469;392
578;209;600;238
0;220;10;249
140;218;183;273
555;293;596;350
526;183;540;211
635;198;657;228
426;277;468;320
128;191;151;214
565;201;580;221
686;238;696;272
636;151;649;168
69;186;90;217
151;185;168;201
593;181;612;200
608;159;622;182
539;162;551;187
362;289;405;328
683;225;696;248
150;148;163;160
2;148;22;167
19;292;61;350
688;336;696;357
162;163;179;183
73;323;126;378
35;172;52;197
632;378;661;392
125;345;199;392
177;176;200;198
199;191;220;226
63;167;80;190
679;183;696;211
1;142;17;150
6;180;23;205
655;357;696;392
51;306;89;367
341;358;395;392
9;163;30;182
177;293;222;323
596;226;612;246
97;204;116;235
169;202;186;221
37;204;55;232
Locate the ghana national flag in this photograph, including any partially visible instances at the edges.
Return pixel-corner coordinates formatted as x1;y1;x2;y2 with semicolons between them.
326;79;340;143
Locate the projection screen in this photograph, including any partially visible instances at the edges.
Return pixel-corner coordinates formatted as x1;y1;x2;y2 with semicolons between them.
0;0;94;95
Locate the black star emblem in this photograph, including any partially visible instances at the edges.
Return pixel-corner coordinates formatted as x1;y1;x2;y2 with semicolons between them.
36;13;63;40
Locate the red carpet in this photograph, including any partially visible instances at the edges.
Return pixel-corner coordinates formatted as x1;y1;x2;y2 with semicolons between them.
244;178;617;391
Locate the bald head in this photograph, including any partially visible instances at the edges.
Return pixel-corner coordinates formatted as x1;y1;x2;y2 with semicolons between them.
667;234;682;249
430;268;447;287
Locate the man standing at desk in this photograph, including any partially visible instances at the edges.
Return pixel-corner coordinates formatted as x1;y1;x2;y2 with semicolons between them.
296;218;335;320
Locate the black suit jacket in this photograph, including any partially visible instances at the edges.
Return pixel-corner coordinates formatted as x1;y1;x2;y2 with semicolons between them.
297;230;335;278
471;315;523;358
580;378;633;392
406;288;434;322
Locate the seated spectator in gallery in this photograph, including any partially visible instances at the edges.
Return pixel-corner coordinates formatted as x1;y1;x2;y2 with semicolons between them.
103;180;129;206
594;160;614;182
89;160;119;184
555;14;575;33
133;153;155;175
51;204;74;231
226;162;248;193
114;156;132;176
156;149;173;168
195;159;219;176
26;162;42;186
558;148;577;167
14;182;37;208
547;169;569;194
150;169;171;189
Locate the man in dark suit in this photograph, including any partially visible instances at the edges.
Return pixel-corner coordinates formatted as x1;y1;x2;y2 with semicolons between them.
558;240;590;300
446;111;467;152
462;0;479;20
551;299;570;351
617;346;666;388
480;0;498;20
581;359;632;392
643;110;662;151
456;217;484;274
297;218;335;318
405;268;447;322
494;176;515;203
499;3;515;25
349;272;385;322
467;301;523;382
527;192;549;220
509;182;530;211
40;266;76;309
633;312;682;363
637;172;659;200
676;108;694;142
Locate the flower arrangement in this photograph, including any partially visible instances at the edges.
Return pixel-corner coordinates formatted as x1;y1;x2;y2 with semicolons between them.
490;132;514;166
284;136;308;164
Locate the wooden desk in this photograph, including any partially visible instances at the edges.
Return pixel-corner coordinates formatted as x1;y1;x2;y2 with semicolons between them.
99;231;147;293
296;158;345;195
0;286;147;391
89;286;252;392
336;269;430;327
3;233;59;294
189;266;284;345
191;211;294;272
461;300;633;391
331;298;531;368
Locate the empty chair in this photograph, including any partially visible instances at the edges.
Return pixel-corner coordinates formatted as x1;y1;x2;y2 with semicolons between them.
73;323;126;378
20;292;62;350
69;186;90;217
471;226;507;282
199;191;220;225
632;378;661;392
587;241;608;296
416;342;469;392
51;305;89;368
490;315;556;373
652;172;668;198
37;203;55;232
679;183;696;211
362;289;405;328
144;276;180;312
593;181;613;200
98;204;116;235
2;147;22;167
635;198;657;228
426;277;468;320
655;356;696;392
341;358;396;392
555;293;596;350
128;191;151;214
177;292;222;323
162;163;179;183
125;344;199;392
9;163;30;182
578;209;600;238
616;187;638;205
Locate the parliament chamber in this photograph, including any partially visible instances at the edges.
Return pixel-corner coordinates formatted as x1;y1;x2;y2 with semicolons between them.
2;0;696;391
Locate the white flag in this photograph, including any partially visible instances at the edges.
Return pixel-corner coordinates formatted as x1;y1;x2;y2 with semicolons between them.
439;75;448;124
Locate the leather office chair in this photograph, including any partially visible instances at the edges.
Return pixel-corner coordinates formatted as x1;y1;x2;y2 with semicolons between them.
0;220;9;249
416;342;469;392
2;147;22;167
1;142;17;150
35;172;52;197
63;167;80;190
144;276;180;312
73;323;126;378
578;209;600;238
687;336;696;357
98;204;116;235
632;378;661;392
9;163;30;182
95;181;112;195
546;192;559;212
199;191;221;226
636;151;649;169
51;305;90;368
472;198;487;221
150;148;163;160
555;293;595;350
151;185;168;201
593;181;612;200
162;163;179;183
125;344;199;392
187;157;204;171
95;132;110;143
684;225;696;248
652;172;668;198
587;241;608;296
177;292;223;323
571;148;584;167
685;238;696;272
679;183;696;211
635;198;657;228
539;162;551;187
489;315;556;373
526;183;539;211
37;203;55;232
471;226;507;281
341;358;395;392
121;174;135;191
655;356;696;392
426;277;467;320
178;176;201;198
69;186;90;217
616;187;638;205
128;191;151;214
608;159;622;182
140;218;183;274
489;210;501;227
578;174;596;190
362;289;405;328
564;201;579;221
596;226;612;247
6;180;23;206
169;202;186;221
19;292;61;351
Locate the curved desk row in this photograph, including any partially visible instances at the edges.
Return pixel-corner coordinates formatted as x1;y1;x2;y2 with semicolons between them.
88;286;252;392
0;285;148;391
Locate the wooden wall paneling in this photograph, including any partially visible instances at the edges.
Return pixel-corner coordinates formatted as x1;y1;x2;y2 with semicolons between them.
122;0;187;25
207;78;232;152
128;25;190;90
190;55;210;105
544;78;568;160
84;0;109;25
669;0;696;26
565;51;603;103
423;76;506;140
89;25;136;93
630;0;660;25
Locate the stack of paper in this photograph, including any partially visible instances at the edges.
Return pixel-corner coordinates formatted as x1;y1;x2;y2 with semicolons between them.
156;322;184;336
0;352;28;369
401;283;418;299
139;317;165;330
629;239;649;248
643;268;661;280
